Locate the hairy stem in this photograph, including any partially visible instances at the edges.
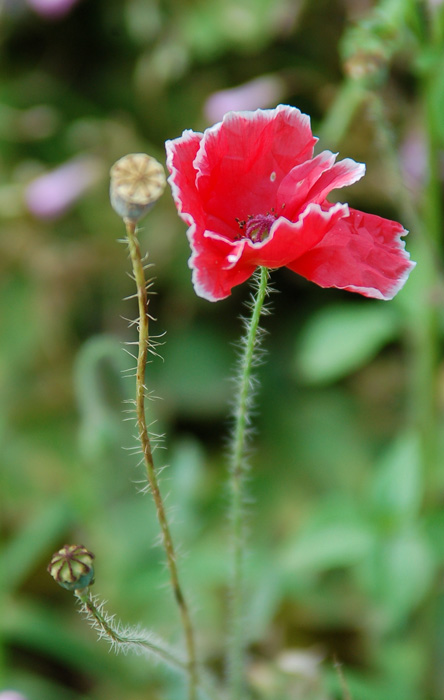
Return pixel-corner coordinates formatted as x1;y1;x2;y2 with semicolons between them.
125;219;198;700
75;589;221;700
75;588;188;670
227;266;270;700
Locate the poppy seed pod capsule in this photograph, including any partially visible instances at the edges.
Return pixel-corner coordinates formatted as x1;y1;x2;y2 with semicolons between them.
110;153;166;222
48;544;95;591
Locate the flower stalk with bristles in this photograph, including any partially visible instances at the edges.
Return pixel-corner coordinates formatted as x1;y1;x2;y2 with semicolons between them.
226;266;270;700
47;545;221;700
110;153;198;700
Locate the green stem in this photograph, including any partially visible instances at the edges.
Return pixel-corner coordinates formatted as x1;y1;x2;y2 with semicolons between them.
75;589;222;700
227;266;270;700
318;78;367;149
125;220;198;700
414;67;442;500
75;588;188;670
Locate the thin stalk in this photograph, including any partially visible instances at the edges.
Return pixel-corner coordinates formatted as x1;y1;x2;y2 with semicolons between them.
369;85;441;497
75;589;222;700
125;219;198;700
407;82;441;498
227;266;270;700
75;588;189;671
318;78;367;150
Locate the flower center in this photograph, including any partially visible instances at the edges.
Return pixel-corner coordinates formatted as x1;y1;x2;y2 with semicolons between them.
236;211;276;243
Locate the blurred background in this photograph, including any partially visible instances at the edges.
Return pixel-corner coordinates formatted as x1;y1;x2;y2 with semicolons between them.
1;0;444;698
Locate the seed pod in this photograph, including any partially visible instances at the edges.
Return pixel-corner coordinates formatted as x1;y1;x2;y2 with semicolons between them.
110;153;166;222
48;544;95;591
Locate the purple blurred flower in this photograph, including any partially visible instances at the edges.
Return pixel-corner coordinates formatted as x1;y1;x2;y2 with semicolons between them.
25;156;102;220
400;127;427;196
26;0;81;19
204;75;285;124
0;692;28;700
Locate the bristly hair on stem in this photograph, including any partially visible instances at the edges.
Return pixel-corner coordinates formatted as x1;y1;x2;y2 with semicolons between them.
75;589;223;700
230;268;273;435
124;219;199;700
76;589;188;669
226;266;272;700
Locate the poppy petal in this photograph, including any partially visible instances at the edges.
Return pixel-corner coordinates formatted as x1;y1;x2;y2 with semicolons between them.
276;151;337;219
189;202;349;300
193;105;317;227
188;227;256;301
277;153;365;219
232;202;349;269
166;130;203;226
307;157;365;204
289;208;415;299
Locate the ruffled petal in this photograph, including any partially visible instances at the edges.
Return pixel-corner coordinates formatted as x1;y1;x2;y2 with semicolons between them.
165;130;203;226
189;202;349;300
288;208;415;300
193;105;317;229
277;152;365;219
307;157;365;204
232;202;349;269
276;151;336;219
188;227;256;301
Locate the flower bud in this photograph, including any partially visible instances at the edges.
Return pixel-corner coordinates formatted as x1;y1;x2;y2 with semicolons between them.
48;544;95;591
110;153;166;222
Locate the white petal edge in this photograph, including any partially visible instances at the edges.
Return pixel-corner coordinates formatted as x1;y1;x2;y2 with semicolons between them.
198;201;350;272
330;157;366;189
165;129;203;226
193;104;317;186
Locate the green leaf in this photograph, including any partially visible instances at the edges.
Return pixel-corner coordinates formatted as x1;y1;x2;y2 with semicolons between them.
280;499;375;577
74;335;133;462
358;528;435;626
296;303;399;384
169;437;207;541
369;432;423;525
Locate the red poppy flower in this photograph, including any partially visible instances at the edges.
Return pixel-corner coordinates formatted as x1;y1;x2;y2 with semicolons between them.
166;105;415;301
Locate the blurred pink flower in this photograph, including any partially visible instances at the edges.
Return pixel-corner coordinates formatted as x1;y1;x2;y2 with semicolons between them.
26;0;81;19
25;156;102;220
400;127;427;196
204;75;285;124
0;692;28;700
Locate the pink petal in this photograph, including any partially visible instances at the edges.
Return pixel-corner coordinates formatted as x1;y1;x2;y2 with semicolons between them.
277;152;365;219
166;130;203;227
189;202;348;301
193;105;317;229
231;202;349;268
307;157;365;204
288;207;415;300
277;151;336;219
189;227;256;301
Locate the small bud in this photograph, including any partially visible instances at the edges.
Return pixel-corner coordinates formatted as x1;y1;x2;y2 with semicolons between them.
48;544;95;591
110;153;166;222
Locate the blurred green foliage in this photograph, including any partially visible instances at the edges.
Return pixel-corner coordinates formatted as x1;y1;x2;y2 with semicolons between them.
2;0;444;699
